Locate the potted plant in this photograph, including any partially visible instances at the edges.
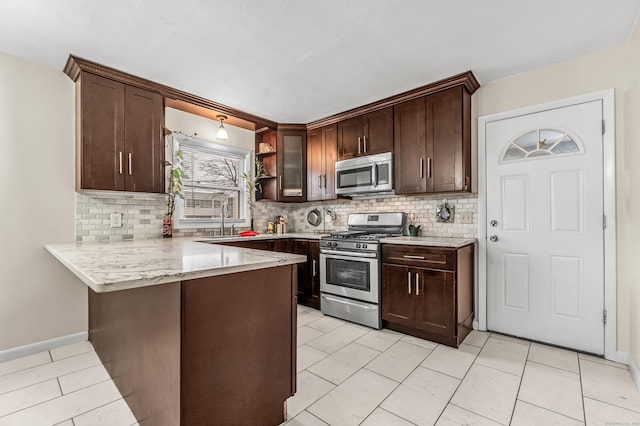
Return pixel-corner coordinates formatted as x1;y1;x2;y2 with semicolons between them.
241;157;266;231
164;150;184;237
407;213;421;237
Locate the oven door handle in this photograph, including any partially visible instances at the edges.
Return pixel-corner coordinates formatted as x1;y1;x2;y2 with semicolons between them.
321;294;378;310
320;250;378;259
372;164;378;187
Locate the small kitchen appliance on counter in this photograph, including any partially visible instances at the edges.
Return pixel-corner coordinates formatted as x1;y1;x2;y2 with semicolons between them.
319;212;405;328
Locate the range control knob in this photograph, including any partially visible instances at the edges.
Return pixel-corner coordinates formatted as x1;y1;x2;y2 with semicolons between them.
363;244;367;249
356;243;361;248
332;242;338;247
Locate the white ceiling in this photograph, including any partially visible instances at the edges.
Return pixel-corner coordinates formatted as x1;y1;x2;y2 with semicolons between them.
1;0;639;123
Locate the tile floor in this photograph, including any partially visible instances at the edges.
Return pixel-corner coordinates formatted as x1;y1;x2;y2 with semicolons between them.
1;306;639;425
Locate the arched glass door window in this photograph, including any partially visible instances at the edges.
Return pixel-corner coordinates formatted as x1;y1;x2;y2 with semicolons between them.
502;129;582;162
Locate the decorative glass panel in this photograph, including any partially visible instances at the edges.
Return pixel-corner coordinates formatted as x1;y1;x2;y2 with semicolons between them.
514;131;538;152
502;129;582;162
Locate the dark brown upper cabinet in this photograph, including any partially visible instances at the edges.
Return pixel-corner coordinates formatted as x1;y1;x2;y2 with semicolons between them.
394;85;472;195
254;126;307;203
77;72;164;193
337;107;393;160
307;124;337;201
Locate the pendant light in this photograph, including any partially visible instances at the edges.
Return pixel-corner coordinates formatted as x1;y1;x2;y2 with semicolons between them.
216;115;229;140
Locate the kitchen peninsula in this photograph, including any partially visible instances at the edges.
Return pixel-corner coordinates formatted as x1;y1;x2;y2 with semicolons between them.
46;238;306;426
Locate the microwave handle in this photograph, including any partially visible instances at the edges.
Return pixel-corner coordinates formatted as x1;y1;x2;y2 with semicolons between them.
372;164;378;187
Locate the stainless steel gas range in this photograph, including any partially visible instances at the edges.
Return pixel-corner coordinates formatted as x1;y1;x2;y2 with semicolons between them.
320;212;405;328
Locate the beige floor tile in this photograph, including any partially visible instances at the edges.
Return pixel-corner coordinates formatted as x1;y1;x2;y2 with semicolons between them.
578;353;629;370
0;351;102;395
356;329;404;352
54;420;73;426
309;369;397;426
297;305;310;315
528;342;579;373
298;312;323;327
304;308;324;317
400;335;438;350
475;337;529;376
0;379;60;417
73;398;136;426
511;400;584;425
490;333;531;346
58;364;111;394
435;404;501;426
0;351;51;377
366;340;431;382
450;364;520;424
50;341;94;362
307;316;348;333
284;410;328;425
297;326;325;346
297;345;329;373
462;330;491;348
308;343;380;384
518;362;584;421
306;324;368;354
361;407;415;425
421;343;479;379
0;380;121;426
381;367;460;426
583;397;640;425
580;359;640;413
286;371;335;419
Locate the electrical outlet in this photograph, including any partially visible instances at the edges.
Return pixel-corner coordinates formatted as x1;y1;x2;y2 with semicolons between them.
110;212;123;228
459;212;473;224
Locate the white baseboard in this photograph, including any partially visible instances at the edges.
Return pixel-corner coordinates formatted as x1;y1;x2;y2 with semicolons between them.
0;332;88;363
627;352;640;393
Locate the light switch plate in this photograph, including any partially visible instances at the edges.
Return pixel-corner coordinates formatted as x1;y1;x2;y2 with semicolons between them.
110;212;123;228
459;212;473;224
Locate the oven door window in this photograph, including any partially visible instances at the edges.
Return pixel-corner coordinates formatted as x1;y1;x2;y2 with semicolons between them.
325;257;370;292
337;166;373;189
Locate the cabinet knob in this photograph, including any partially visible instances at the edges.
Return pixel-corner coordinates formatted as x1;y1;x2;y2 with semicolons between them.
490;220;498;227
490;235;498;242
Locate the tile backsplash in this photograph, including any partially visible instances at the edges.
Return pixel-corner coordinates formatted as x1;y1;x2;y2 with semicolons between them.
253;193;478;238
76;192;477;241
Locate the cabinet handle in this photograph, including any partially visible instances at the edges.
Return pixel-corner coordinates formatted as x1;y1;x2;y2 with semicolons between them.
312;259;317;277
118;152;123;175
407;271;412;295
323;175;327;188
402;255;425;260
420;158;424;178
319;175;322;188
279;175;283;192
363;135;367;152
416;273;420;296
358;137;362;154
427;158;432;178
128;153;132;175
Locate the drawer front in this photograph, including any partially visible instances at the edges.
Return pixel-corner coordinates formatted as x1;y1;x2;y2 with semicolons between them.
382;245;455;270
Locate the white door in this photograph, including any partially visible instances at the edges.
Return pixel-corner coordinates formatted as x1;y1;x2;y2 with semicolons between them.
486;100;604;354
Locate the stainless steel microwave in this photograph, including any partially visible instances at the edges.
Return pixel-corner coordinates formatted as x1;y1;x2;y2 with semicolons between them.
335;152;394;198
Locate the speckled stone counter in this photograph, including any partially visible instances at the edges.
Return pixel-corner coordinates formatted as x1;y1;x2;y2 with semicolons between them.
380;236;476;248
45;238;307;293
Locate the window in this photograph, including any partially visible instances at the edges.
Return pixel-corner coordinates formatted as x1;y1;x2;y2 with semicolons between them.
172;133;251;229
502;129;582;163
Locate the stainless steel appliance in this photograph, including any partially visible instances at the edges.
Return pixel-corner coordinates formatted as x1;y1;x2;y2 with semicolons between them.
335;152;394;198
320;212;405;328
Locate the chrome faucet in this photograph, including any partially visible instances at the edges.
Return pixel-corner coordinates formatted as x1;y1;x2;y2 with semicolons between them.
221;202;231;236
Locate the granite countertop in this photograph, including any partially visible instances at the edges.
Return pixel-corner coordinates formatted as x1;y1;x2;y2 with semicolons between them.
45;238;307;293
196;232;329;242
379;236;476;248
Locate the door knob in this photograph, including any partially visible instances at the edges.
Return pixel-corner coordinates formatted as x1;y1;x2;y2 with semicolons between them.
489;235;498;242
490;220;498;227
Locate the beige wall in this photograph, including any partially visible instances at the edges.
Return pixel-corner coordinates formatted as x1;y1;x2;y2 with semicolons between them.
0;53;86;351
473;24;640;366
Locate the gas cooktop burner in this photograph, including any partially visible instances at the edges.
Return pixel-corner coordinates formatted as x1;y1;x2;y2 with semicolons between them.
323;232;398;242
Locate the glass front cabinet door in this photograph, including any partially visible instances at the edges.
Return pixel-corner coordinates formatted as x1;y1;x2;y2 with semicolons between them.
277;128;307;202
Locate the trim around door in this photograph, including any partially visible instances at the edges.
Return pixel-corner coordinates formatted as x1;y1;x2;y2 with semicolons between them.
477;89;619;362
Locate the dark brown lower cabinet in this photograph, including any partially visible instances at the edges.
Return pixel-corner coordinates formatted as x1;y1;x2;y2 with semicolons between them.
223;238;320;309
382;243;474;347
88;265;298;425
